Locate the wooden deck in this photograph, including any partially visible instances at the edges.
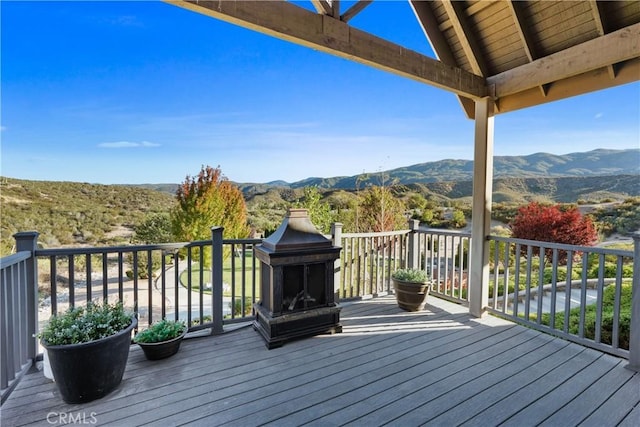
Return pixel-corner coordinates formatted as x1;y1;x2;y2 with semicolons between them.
2;296;639;427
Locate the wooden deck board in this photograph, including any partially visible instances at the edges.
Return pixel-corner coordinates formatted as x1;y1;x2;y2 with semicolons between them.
1;296;638;427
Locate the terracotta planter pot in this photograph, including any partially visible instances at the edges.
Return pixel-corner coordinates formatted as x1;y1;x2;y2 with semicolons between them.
42;317;136;404
136;329;187;360
393;278;431;312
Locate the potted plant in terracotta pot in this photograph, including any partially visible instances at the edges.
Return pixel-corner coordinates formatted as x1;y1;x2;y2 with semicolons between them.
39;301;136;404
133;319;187;360
391;268;432;312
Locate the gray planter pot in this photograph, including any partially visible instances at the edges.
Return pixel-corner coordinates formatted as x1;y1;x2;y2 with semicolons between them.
136;329;187;360
42;317;136;404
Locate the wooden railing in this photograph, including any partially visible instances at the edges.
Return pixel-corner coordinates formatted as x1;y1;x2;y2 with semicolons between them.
415;228;471;305
336;227;410;299
486;235;637;360
1;226;638;403
33;230;262;336
0;233;38;404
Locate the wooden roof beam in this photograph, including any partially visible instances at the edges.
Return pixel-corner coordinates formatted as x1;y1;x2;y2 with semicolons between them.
589;0;617;79
311;0;334;16
441;0;489;77
341;0;372;23
507;0;548;97
167;0;487;99
410;0;475;119
487;22;640;98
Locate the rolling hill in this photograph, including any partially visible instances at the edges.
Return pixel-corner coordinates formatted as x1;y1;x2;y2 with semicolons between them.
237;148;640;192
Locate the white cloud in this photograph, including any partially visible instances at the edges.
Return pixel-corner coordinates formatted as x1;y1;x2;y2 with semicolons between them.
0;126;6;132
98;141;160;148
594;113;604;119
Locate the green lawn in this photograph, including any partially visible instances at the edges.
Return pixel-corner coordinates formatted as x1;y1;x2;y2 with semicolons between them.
179;253;260;298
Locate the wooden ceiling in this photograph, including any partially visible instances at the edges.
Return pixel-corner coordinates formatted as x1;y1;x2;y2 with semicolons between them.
167;0;640;118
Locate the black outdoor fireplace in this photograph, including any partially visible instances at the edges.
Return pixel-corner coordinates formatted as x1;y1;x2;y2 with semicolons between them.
253;208;342;349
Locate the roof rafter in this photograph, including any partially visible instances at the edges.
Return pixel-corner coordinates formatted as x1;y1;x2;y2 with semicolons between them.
341;0;372;23
410;0;475;118
589;0;617;79
167;0;487;99
311;0;333;16
441;0;488;77
507;0;549;97
487;22;640;98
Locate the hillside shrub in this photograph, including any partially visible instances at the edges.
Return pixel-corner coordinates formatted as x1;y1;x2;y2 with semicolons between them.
510;202;598;264
541;282;631;349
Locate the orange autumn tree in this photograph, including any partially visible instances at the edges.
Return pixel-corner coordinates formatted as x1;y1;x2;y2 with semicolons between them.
171;166;249;253
510;202;598;264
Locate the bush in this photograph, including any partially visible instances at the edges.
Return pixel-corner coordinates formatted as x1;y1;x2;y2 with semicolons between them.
39;301;132;346
510;202;598;264
542;283;631;349
588;263;634;279
230;297;253;317
134;319;186;343
392;268;429;283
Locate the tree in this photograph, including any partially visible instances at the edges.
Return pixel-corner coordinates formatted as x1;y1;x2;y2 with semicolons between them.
510;202;598;264
450;209;467;228
357;185;406;232
295;186;334;234
131;213;173;244
171;165;250;243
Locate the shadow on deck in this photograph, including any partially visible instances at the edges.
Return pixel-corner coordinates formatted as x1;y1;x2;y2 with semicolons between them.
2;296;639;426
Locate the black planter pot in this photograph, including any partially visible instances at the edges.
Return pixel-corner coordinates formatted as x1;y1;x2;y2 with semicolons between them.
393;278;431;312
42;317;137;404
136;329;187;360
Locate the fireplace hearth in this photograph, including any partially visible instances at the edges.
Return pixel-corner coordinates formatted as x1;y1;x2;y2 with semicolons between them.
253;209;342;349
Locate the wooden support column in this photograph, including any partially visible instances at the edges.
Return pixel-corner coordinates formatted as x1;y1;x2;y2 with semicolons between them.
469;97;494;318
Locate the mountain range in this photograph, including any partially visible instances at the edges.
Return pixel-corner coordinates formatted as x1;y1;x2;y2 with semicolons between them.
236;148;639;192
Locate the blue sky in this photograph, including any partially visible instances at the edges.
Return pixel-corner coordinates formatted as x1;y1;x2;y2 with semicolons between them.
2;1;639;185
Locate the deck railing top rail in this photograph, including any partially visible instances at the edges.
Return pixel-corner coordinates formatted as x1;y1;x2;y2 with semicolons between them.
340;229;410;238
489;234;633;257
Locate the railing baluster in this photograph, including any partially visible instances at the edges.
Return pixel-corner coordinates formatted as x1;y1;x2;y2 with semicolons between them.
612;256;623;350
102;252;108;301
537;245;546;323
579;252;588;339
513;243;521;317
50;257;58;314
147;250;153;324
564;251;573;334
595;253;605;344
86;253;92;303
549;248;559;329
67;255;75;309
525;245;533;321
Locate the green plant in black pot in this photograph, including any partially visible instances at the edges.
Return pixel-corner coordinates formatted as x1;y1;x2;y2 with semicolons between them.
391;268;432;312
39;301;136;404
134;319;187;360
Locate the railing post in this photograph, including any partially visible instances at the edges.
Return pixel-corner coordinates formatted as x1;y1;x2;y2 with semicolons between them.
628;232;640;371
211;226;224;335
331;222;343;302
13;232;39;362
407;219;420;269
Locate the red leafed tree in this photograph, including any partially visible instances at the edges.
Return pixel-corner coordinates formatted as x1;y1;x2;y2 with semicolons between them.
510;202;598;264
